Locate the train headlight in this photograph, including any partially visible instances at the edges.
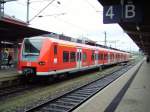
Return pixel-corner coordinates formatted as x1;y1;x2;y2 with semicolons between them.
38;61;46;65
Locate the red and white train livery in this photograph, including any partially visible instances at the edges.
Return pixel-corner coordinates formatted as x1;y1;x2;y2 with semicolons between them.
18;36;130;76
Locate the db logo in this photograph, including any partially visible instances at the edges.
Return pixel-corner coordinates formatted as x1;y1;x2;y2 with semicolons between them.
27;62;31;66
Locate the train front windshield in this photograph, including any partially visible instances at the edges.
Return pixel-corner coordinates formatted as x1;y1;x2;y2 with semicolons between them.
22;38;43;61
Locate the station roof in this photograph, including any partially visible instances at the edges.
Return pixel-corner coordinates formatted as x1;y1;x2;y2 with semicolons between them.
0;15;50;42
98;0;150;56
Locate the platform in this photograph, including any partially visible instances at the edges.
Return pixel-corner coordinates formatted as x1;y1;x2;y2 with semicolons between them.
73;58;149;112
0;67;17;77
0;67;22;88
0;67;18;80
115;59;150;112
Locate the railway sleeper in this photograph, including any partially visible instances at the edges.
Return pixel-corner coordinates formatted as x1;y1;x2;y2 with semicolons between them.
59;98;82;103
55;101;78;106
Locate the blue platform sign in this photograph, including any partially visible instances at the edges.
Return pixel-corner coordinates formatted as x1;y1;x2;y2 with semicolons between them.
103;4;142;24
123;4;142;22
103;5;122;24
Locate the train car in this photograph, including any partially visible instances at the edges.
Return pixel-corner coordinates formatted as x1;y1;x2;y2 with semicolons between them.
18;36;130;77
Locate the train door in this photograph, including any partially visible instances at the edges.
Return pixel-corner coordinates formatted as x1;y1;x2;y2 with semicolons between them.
77;48;82;69
95;50;98;66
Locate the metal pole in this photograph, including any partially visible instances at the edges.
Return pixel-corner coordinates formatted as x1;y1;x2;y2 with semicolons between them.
121;0;124;19
0;1;1;19
0;0;17;19
0;0;4;19
0;42;2;68
27;0;30;24
104;31;107;47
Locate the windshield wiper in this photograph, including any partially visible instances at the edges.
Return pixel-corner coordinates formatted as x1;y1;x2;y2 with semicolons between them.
24;53;39;56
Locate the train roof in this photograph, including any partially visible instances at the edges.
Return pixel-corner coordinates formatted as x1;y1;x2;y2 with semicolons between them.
25;35;130;54
47;37;129;54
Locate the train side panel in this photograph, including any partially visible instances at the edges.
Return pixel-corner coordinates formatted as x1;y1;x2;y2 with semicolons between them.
18;36;131;77
50;43;77;71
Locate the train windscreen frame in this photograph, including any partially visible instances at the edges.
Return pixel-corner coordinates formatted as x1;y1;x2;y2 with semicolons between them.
22;37;44;61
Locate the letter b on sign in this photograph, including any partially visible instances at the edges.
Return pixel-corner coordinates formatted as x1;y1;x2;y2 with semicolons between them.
125;4;135;19
103;4;142;24
123;4;142;22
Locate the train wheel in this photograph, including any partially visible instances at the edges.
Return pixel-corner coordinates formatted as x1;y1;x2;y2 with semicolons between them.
57;72;68;80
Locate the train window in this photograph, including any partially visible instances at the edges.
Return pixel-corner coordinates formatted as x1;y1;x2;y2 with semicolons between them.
23;38;43;54
108;53;110;60
70;52;76;62
110;54;112;60
91;51;95;60
112;54;114;60
104;54;107;60
95;54;98;60
77;52;79;61
77;52;82;61
117;54;119;59
100;54;103;60
98;54;101;60
63;51;69;62
98;53;103;60
118;54;120;59
83;52;87;61
54;45;57;55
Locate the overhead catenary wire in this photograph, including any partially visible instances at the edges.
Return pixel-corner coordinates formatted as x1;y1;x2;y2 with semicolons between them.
28;0;105;40
16;1;38;11
28;0;56;23
83;0;101;13
53;16;89;32
83;0;97;11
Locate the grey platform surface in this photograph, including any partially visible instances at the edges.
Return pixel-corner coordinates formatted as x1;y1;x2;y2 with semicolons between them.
115;60;150;112
0;67;18;82
73;59;147;112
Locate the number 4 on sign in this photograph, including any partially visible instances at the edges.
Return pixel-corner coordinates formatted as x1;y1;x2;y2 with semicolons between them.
106;6;115;19
103;5;121;24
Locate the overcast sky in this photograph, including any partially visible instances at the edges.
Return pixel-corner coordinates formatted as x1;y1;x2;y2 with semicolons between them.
4;0;139;51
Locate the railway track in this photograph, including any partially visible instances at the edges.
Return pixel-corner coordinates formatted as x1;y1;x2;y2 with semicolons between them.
0;63;125;100
0;82;46;101
26;63;134;112
0;77;57;100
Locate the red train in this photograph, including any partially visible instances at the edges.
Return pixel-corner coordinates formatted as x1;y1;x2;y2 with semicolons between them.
17;36;130;77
